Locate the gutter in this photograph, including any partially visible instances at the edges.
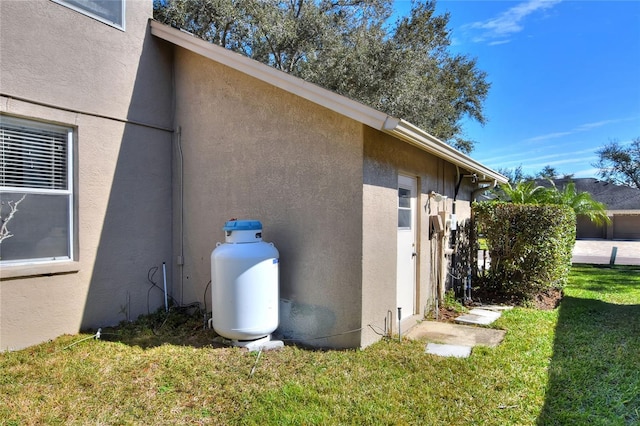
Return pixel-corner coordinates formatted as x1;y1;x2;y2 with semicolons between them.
472;180;498;201
383;118;507;184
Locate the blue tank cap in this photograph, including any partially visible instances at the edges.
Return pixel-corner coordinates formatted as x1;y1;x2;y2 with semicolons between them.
223;219;263;231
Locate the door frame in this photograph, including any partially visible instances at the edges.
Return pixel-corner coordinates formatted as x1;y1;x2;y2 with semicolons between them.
396;174;418;319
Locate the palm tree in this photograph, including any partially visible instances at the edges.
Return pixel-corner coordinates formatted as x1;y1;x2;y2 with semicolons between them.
493;181;547;204
492;180;610;225
541;181;610;226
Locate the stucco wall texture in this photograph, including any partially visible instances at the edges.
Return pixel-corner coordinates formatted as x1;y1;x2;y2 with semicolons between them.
361;129;472;347
1;1;480;350
0;1;173;350
171;47;475;348
172;48;365;348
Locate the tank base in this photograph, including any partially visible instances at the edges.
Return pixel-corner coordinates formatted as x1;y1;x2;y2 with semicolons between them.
213;334;284;352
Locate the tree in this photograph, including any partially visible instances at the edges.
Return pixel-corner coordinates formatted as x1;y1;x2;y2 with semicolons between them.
495;165;528;184
0;194;26;245
493;181;547;204
539;181;609;226
491;180;609;225
153;0;490;153
593;138;640;189
536;165;558;180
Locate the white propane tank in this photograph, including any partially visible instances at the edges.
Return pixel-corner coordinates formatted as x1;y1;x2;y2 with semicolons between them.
211;220;279;341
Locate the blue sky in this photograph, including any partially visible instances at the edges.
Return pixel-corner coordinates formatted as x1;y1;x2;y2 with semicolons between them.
394;0;640;179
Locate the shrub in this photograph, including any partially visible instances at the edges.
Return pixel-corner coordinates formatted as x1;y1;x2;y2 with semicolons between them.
473;202;576;302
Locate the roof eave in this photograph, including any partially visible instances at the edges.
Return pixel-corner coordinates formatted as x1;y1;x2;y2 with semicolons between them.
150;20;508;185
384;119;508;184
150;20;389;130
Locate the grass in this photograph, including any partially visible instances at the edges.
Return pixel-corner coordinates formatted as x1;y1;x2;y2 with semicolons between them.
538;265;640;425
1;265;639;425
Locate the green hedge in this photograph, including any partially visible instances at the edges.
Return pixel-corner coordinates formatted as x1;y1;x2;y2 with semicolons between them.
473;202;576;301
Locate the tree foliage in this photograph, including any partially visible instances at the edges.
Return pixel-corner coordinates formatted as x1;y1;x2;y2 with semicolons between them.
474;202;575;302
496;165;574;184
593;137;640;189
491;180;609;225
153;0;490;153
536;165;558;180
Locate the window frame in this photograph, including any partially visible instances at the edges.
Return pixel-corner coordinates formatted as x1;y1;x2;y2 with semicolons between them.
0;115;76;266
51;0;126;31
398;186;413;230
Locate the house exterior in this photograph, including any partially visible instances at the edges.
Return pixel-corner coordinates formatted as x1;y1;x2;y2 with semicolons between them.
546;179;640;240
1;0;174;351
1;0;506;351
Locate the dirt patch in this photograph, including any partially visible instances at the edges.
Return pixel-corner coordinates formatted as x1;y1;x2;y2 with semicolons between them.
470;286;563;311
532;288;564;310
436;307;462;322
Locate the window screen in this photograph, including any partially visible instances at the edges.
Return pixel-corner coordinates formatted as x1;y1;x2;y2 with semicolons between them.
0;116;74;263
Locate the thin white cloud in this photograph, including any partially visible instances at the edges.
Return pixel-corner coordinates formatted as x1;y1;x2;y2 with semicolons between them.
477;146;595;165
575;119;621;131
528;155;598;168
526;131;573;143
573;167;601;178
524;117;628;143
479;149;599;175
464;0;562;44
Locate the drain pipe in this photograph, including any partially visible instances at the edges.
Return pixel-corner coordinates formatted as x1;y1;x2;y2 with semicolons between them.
162;262;169;312
472;179;498;201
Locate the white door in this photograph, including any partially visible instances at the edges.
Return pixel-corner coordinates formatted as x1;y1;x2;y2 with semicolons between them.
397;175;417;320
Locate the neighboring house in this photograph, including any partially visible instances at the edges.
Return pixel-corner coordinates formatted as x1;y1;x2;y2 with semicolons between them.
547;178;640;240
0;0;506;350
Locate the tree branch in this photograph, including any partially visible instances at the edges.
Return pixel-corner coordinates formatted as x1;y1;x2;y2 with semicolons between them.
0;194;27;244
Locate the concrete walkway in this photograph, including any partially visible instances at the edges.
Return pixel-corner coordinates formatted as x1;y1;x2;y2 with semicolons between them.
406;320;506;347
411;240;640;358
406;305;510;358
572;239;640;265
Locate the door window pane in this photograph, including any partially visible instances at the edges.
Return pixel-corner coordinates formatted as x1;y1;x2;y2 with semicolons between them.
398;187;412;229
398;188;411;208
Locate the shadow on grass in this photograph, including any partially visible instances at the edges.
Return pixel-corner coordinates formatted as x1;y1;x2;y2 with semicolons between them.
570;264;640;295
537;296;640;424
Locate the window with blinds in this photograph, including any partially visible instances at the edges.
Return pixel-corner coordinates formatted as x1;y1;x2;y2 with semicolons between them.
0;116;74;264
1;121;68;190
52;0;125;30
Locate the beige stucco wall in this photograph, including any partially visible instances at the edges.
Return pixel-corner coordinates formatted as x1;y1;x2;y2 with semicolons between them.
172;48;364;348
361;128;475;347
0;1;173;350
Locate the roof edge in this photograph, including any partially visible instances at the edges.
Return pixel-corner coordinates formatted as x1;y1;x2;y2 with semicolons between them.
150;20;389;130
150;20;508;184
384;119;508;183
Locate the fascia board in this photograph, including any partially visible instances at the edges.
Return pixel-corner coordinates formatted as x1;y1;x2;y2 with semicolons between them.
150;20;389;130
384;119;508;184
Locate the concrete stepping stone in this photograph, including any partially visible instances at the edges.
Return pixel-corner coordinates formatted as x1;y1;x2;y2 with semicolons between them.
455;308;501;325
477;304;514;312
425;343;472;358
406;321;506;347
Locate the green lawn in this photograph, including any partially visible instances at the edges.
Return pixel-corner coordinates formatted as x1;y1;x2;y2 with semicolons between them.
1;265;639;425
